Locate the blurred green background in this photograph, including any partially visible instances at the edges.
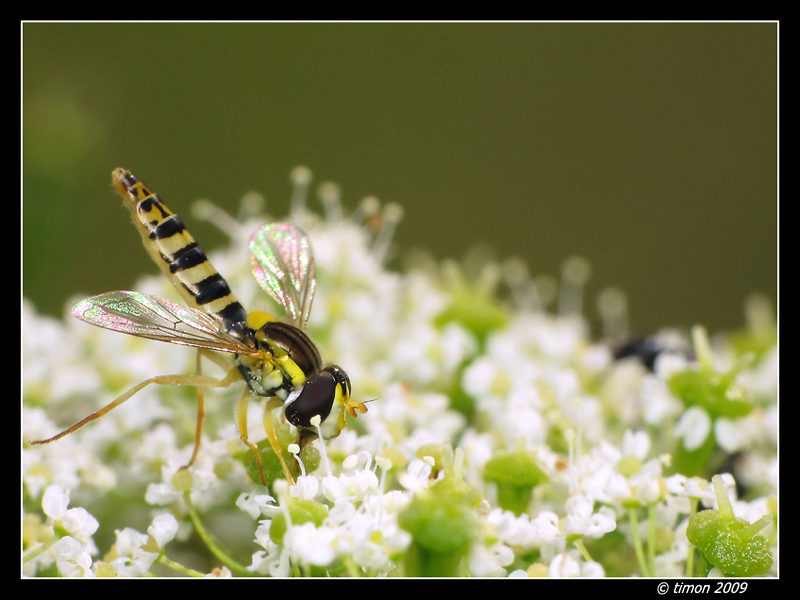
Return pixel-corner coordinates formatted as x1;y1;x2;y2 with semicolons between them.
23;22;777;336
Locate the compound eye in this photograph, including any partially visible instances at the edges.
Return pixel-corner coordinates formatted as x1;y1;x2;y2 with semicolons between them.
327;365;351;397
284;371;336;428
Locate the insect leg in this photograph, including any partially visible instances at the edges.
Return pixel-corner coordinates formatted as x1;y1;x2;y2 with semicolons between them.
30;368;241;446
183;349;240;471
184;350;207;471
236;389;268;486
263;396;295;485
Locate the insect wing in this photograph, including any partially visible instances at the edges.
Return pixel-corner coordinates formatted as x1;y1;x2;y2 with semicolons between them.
250;222;316;329
71;291;259;355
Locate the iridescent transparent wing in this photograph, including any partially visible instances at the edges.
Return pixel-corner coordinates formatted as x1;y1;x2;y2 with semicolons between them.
71;291;260;355
250;222;316;329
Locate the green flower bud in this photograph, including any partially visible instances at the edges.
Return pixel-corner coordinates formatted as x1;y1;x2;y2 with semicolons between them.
433;263;508;343
686;475;773;577
668;325;753;420
399;445;481;576
668;370;752;419
483;448;547;516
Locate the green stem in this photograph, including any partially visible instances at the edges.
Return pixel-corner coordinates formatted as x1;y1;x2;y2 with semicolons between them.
158;553;205;577
647;503;657;577
628;507;650;577
572;538;594;563
691;325;714;373
342;554;364;577
22;532;60;564
711;475;734;522
685;497;698;577
184;492;255;577
737;515;773;540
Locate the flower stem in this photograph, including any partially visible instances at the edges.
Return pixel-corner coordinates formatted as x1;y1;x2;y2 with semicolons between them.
685;497;699;577
22;532;60;564
342;554;364;577
711;475;734;522
628;507;650;577
691;325;714;373
158;553;205;577
184;492;255;577
572;538;594;563
737;515;773;540
647;502;657;577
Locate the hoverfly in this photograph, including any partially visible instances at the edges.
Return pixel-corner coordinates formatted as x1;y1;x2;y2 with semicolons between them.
31;168;367;485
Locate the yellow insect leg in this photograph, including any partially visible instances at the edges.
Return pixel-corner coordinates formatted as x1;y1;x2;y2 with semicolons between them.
236;389;268;486
185;349;243;471
237;394;297;486
30;368;241;446
263;397;295;485
184;350;212;470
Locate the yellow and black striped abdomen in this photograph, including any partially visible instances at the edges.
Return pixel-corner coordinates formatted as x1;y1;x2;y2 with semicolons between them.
111;168;248;333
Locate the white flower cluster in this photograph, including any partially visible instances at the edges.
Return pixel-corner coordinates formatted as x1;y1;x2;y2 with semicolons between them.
23;168;777;577
23;484;178;577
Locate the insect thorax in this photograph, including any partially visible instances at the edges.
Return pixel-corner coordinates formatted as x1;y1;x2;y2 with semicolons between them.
235;318;323;399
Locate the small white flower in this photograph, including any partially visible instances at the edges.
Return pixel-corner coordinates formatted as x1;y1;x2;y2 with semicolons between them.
508;568;532;578
735;454;777;491
321;475;349;502
715;416;756;453
675;405;712;451
236;490;278;519
548;550;605;577
562;495;616;539
54;536;94;578
582;561;606;577
392;322;475;385
328;498;357;523
629;458;665;504
42;485;70;520
144;452;227;510
622;430;651;459
604;471;632;501
398;458;433;492
283;522;339;567
145;482;182;506
147;513;179;549
61;507;100;542
291;475;321;501
41;485;99;542
109;526;159;577
640;375;683;425
111;552;158;578
653;350;691;379
549;552;581;577
664;474;714;503
531;510;563;547
486;508;539;549
469;541;515;577
113;527;149;556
